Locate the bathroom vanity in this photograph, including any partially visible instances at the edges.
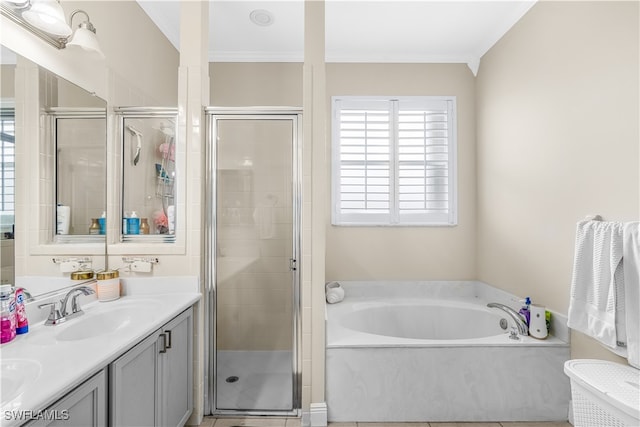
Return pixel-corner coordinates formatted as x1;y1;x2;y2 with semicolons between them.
0;278;200;427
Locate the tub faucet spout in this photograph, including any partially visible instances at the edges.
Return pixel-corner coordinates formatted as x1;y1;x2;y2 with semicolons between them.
487;302;529;336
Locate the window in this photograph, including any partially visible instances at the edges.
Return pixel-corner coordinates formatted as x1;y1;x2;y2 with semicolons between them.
332;96;457;226
0;109;15;236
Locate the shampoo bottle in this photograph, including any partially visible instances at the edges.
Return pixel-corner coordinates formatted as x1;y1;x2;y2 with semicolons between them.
519;297;531;326
14;288;28;335
127;211;140;235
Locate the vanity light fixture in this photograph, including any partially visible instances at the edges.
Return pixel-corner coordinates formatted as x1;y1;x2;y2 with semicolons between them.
0;1;104;57
65;9;104;58
22;0;71;38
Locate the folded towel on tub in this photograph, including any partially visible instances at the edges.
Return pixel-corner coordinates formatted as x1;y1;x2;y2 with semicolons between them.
326;281;345;304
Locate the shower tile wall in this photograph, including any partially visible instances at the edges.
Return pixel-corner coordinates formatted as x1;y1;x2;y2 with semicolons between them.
38;68;57;243
216;121;293;352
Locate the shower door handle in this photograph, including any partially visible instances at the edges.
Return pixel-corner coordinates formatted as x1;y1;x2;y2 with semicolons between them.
289;258;297;271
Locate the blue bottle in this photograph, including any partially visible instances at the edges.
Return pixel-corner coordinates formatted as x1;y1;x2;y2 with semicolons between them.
127;211;140;235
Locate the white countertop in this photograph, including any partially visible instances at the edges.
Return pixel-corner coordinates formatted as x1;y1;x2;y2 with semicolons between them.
0;276;201;427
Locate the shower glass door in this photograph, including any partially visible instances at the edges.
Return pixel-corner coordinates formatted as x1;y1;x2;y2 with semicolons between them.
209;112;300;414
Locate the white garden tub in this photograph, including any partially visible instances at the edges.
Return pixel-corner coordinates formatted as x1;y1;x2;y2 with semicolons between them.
326;281;571;422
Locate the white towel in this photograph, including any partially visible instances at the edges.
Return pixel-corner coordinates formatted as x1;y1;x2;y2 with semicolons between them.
326;281;345;304
568;220;624;350
623;222;640;368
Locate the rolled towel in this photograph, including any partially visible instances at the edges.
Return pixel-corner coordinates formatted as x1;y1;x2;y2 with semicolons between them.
326;281;345;304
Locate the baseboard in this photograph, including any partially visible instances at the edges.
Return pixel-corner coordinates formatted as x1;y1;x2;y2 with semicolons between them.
302;402;327;427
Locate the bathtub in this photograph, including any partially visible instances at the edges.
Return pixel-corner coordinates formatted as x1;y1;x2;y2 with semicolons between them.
326;281;571;422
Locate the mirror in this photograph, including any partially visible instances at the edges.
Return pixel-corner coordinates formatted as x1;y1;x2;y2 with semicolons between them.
2;0;180;298
0;44;107;292
0;47;15;286
119;112;177;243
52;98;106;241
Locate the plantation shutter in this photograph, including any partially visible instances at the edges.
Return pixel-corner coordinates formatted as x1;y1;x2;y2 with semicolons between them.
332;97;457;226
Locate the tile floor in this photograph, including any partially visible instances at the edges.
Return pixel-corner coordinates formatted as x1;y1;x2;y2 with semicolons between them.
197;417;573;427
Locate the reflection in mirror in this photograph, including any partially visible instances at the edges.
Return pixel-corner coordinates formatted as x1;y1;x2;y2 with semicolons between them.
0;44;107;295
53;109;106;240
117;109;177;243
37;64;106;243
1;46;15;286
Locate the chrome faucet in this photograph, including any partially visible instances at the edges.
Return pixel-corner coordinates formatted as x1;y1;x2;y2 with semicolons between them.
61;286;95;318
487;302;529;336
38;285;96;326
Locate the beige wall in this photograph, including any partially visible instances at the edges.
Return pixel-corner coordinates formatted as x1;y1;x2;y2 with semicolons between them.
210;62;302;106
476;1;639;362
1;65;15;98
325;63;477;281
63;1;179;106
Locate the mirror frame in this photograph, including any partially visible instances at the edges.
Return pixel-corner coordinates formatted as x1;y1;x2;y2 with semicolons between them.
108;107;186;256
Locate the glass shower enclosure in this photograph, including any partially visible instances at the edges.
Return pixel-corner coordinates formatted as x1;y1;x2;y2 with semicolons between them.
206;108;301;415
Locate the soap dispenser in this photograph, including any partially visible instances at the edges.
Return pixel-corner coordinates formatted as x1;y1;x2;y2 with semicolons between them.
519;297;531;326
0;285;16;344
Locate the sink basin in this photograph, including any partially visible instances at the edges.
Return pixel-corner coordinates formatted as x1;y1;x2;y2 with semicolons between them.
55;299;163;342
0;359;42;406
55;309;135;342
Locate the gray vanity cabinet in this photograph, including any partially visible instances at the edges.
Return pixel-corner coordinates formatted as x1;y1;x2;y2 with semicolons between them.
109;307;193;427
109;328;162;426
25;369;107;427
159;308;193;427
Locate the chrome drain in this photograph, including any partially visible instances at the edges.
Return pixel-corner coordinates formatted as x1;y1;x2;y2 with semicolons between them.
225;376;239;383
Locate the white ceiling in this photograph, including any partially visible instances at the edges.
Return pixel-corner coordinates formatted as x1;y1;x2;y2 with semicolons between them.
139;0;537;75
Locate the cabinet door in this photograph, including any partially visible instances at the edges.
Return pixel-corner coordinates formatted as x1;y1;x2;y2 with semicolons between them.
26;369;107;427
110;329;162;427
160;307;193;427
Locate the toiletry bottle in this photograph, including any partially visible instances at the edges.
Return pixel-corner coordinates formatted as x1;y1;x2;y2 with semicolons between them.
167;205;175;234
14;288;28;335
96;270;120;302
123;212;129;235
0;285;16;344
140;218;150;234
127;211;140;235
89;218;100;235
56;204;71;235
519;297;531;325
71;270;95;284
99;212;106;235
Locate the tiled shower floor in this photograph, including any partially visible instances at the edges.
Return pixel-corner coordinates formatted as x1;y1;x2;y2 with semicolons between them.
215;350;294;411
